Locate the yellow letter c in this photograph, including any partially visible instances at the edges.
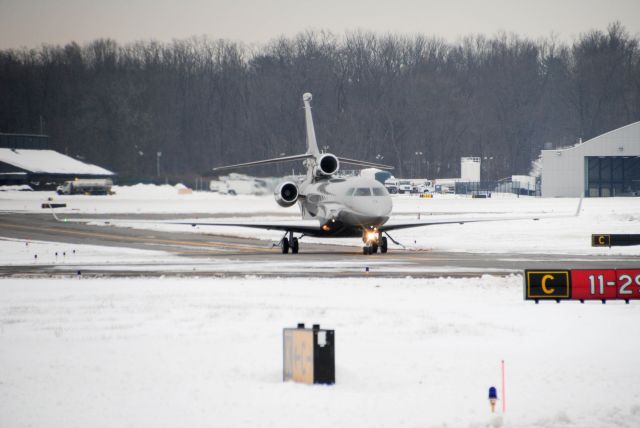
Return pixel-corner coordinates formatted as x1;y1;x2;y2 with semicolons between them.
541;274;555;294
598;235;605;245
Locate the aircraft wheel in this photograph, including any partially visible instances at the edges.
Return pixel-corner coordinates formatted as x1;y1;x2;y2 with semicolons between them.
371;243;378;253
291;237;299;254
380;237;388;253
282;237;289;254
364;245;376;255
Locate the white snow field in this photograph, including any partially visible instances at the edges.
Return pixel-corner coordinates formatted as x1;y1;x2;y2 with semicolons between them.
1;276;640;428
0;237;181;267
0;184;300;215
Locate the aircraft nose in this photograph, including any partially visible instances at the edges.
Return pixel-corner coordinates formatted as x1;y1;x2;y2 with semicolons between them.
367;199;391;219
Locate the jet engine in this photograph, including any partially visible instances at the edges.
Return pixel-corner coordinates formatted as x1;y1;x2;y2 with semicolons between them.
315;153;340;176
274;181;299;207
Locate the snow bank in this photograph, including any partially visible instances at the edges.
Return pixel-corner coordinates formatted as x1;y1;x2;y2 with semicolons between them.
0;184;297;214
1;276;639;427
0;184;32;192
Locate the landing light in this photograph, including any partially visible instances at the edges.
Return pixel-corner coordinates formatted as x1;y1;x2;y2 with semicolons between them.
366;231;378;242
322;224;331;231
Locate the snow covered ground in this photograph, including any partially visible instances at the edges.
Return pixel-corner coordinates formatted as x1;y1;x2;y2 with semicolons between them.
0;237;181;267
3;237;495;275
0;184;299;215
1;187;639;427
1;276;639;428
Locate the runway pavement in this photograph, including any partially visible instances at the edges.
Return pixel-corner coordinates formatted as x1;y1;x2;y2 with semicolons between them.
1;212;638;277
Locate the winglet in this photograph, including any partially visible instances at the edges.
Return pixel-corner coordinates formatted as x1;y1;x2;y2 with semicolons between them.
49;206;62;222
575;196;583;217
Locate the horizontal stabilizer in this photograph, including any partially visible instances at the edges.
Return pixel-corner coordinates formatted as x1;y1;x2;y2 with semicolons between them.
212;154;312;172
337;157;394;170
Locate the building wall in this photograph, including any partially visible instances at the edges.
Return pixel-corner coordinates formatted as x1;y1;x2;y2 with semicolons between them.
461;157;481;182
541;122;640;197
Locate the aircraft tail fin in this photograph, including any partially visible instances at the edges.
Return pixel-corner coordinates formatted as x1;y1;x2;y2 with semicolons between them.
211;92;395;173
302;93;320;156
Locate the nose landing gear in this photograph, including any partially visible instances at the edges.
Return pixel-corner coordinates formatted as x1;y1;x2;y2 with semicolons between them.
362;230;388;255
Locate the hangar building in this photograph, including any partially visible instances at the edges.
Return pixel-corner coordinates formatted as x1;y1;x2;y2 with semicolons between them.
0;133;114;189
541;121;640;197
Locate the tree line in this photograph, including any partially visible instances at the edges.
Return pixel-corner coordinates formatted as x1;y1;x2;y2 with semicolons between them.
1;22;638;182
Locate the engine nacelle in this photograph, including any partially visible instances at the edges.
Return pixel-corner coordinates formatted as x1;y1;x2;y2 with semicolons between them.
274;181;299;207
315;153;340;177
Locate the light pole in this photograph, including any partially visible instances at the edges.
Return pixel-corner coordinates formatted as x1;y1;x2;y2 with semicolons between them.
156;151;162;178
414;151;423;177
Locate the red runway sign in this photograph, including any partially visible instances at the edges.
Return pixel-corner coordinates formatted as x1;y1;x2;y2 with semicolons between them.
524;269;640;302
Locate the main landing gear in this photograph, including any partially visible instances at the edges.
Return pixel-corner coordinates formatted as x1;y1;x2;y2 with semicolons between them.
362;230;388;255
280;231;299;254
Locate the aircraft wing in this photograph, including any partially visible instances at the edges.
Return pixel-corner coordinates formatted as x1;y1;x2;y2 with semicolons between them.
379;214;544;232
380;197;582;232
168;220;322;235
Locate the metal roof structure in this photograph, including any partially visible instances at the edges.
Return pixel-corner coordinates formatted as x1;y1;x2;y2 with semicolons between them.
0;148;114;176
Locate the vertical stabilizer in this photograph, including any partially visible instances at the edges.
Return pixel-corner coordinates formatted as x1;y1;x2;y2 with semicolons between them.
303;93;320;156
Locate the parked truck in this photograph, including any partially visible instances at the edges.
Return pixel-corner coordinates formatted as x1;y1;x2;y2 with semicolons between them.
56;179;113;195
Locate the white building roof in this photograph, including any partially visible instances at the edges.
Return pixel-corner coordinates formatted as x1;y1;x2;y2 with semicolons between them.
0;149;114;175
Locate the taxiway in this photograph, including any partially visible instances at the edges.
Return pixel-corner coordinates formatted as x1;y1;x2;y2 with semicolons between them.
1;213;637;277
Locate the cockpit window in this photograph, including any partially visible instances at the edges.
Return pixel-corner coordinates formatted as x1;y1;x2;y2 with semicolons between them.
372;187;387;196
345;188;355;196
354;187;372;196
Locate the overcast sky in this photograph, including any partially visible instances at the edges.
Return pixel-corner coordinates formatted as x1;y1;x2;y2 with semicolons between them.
1;0;639;49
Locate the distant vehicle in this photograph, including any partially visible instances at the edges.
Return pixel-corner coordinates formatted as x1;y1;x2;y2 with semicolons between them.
471;190;492;198
209;180;229;194
411;180;434;194
397;180;413;194
384;178;399;194
435;184;455;194
210;175;270;196
56;179;113;195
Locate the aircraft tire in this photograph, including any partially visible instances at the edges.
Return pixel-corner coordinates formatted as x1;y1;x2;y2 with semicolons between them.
291;237;299;254
380;237;388;253
282;237;290;254
371;243;378;253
